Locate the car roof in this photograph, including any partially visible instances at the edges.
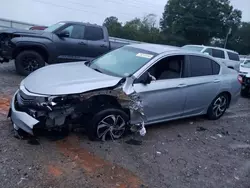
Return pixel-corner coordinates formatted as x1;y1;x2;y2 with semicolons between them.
127;43;214;58
184;44;239;54
60;21;103;28
128;43;227;64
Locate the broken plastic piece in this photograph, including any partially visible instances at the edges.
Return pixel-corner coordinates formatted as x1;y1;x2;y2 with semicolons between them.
139;126;146;136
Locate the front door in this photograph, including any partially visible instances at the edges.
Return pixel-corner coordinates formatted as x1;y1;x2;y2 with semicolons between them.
133;55;188;123
54;24;89;62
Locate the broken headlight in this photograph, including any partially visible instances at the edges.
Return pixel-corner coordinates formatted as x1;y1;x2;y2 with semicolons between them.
48;96;66;103
48;95;81;106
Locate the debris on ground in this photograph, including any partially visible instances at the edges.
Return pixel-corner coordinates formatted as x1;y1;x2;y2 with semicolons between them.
156;151;162;155
17;177;27;185
196;126;208;132
217;134;223;138
234;176;240;180
217;128;229;136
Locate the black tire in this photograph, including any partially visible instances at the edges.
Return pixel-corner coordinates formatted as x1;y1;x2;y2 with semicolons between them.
207;93;229;120
15;50;45;76
86;107;129;141
241;88;248;98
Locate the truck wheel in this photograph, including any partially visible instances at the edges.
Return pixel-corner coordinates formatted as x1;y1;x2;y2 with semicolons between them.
86;107;129;141
241;88;248;98
15;50;45;76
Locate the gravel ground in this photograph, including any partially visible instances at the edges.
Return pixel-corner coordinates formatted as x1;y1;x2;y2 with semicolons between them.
0;62;250;188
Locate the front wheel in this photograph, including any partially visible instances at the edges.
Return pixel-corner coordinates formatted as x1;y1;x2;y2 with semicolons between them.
87;108;129;141
15;50;45;76
207;93;229;120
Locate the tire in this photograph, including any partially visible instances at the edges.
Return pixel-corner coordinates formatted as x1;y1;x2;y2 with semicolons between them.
86;107;129;141
15;50;45;76
207;93;229;120
241;88;248;98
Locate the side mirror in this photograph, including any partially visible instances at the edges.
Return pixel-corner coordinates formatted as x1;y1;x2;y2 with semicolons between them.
203;52;210;55
57;30;70;38
139;72;152;85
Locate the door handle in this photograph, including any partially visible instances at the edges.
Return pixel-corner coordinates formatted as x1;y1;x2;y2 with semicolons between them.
213;79;220;83
78;42;87;45
178;84;187;88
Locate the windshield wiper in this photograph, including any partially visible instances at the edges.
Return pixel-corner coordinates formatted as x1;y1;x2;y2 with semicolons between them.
93;68;103;73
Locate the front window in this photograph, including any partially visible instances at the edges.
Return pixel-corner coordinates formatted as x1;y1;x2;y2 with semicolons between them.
44;22;66;32
182;45;204;52
89;46;157;77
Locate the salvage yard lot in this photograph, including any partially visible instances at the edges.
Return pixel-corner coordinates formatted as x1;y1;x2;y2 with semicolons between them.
0;62;250;188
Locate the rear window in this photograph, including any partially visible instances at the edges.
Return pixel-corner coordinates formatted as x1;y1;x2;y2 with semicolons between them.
227;51;240;61
84;26;104;41
212;60;220;74
212;49;225;59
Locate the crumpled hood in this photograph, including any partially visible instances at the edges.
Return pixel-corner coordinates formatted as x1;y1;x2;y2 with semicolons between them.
22;62;122;95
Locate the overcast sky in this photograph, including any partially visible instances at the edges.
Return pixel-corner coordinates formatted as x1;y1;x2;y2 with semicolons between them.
0;0;249;26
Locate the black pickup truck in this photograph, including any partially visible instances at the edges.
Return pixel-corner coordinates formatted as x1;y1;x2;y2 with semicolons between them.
0;21;128;76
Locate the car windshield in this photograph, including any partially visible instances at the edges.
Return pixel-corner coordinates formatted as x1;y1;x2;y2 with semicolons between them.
44;22;65;32
242;60;250;68
89;46;157;77
182;45;204;52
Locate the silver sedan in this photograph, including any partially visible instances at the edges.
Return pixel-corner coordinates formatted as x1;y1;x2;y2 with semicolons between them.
9;44;241;140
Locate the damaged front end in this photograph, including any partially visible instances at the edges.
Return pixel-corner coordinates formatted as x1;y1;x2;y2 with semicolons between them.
9;81;146;139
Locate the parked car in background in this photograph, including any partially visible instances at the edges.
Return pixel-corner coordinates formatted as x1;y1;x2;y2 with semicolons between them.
182;45;240;70
29;26;48;30
9;44;241;141
0;21;132;76
238;57;250;97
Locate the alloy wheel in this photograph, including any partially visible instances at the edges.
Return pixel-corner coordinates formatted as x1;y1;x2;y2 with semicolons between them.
97;114;126;141
212;95;227;117
22;56;39;72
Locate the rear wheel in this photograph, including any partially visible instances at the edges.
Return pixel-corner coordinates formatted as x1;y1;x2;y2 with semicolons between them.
87;107;129;141
207;93;229;120
15;50;45;76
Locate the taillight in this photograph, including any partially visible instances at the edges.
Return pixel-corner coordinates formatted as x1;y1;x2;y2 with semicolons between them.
238;75;243;84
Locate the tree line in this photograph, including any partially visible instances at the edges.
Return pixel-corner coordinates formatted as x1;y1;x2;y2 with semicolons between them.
103;0;250;55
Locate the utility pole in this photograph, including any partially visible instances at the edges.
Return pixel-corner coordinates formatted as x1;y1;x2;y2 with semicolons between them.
224;28;232;49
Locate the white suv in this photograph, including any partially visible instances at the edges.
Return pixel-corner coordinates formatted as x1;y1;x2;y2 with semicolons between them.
182;45;240;70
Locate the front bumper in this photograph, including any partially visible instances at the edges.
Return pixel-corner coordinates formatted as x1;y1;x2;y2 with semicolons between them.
8;91;39;135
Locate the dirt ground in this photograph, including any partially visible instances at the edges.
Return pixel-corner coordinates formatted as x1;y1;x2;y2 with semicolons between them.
0;62;250;188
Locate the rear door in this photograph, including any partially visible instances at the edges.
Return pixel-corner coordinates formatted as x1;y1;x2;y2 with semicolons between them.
84;26;110;58
54;24;89;62
182;55;221;116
